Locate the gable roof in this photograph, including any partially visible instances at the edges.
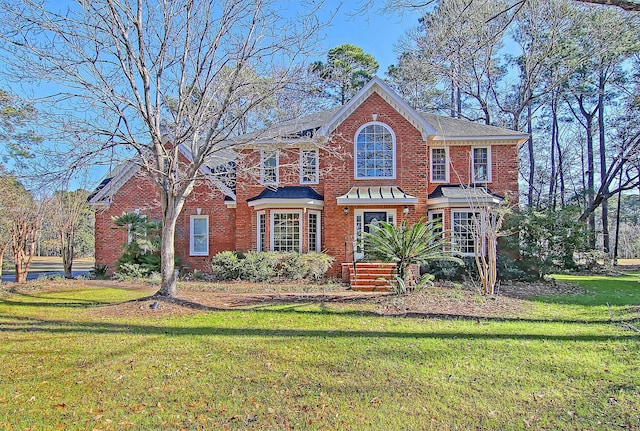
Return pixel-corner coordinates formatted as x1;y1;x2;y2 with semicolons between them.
236;77;528;146
317;77;437;141
87;159;141;206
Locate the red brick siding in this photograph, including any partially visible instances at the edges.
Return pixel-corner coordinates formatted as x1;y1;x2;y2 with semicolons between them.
94;171;232;274
95;91;521;278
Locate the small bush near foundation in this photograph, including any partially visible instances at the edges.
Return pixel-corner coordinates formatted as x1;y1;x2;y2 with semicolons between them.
210;251;242;280
241;251;278;282
211;251;334;282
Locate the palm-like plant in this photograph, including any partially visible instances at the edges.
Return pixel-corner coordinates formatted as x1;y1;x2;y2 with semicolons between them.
363;217;463;293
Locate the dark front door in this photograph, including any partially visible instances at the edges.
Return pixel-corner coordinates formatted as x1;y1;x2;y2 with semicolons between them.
363;211;387;233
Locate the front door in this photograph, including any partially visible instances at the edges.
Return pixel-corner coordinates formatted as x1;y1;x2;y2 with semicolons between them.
354;210;396;260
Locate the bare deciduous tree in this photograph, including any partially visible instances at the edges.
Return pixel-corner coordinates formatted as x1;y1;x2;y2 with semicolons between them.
0;0;329;296
48;189;92;278
0;172;43;282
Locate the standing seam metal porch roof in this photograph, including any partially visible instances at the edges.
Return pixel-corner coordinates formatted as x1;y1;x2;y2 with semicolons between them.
336;186;419;205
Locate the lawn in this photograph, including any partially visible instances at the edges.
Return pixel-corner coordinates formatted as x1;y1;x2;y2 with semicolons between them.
0;274;638;430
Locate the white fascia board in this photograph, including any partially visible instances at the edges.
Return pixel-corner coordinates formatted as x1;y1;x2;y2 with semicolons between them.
88;160;140;205
431;135;529;145
225;201;237;208
247;198;325;211
317;77;435;141
240;138;317;148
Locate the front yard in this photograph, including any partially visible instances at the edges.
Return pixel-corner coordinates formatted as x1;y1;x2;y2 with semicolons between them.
0;274;638;430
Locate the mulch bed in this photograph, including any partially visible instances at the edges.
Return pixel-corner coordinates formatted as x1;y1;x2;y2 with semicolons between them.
90;279;585;320
3;277;585;320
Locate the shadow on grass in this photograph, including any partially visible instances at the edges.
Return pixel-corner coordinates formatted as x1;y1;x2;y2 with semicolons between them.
0;290;116;307
0;313;637;342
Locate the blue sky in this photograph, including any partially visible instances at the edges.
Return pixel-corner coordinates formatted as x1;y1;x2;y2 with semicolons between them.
315;2;421;74
3;2;422;189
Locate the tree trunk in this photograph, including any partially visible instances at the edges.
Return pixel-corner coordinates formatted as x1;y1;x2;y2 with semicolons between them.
0;246;4;280
527;104;535;208
549;96;557;210
598;72;609;253
156;183;188;298
61;230;74;278
577;95;597;248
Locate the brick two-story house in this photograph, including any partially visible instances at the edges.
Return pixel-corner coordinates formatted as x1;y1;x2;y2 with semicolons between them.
89;77;528;281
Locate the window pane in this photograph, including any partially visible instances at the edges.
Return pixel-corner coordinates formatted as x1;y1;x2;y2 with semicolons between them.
431;148;446;181
301;150;318;183
191;216;208;255
473;148;488;182
355;124;394;178
453;212;479;254
262;151;278;184
308;212;319;252
272;212;301;252
257;213;266;252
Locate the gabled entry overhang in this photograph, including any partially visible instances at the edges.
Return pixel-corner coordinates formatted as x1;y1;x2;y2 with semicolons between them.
337;186;419;206
247;186;324;211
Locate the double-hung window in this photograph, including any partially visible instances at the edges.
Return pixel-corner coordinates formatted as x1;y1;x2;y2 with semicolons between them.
190;215;209;256
355;123;395;179
472;147;490;183
431;148;448;182
300;149;319;184
261;150;278;185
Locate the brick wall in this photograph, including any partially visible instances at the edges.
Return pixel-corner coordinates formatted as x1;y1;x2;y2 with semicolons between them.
94;171;232;274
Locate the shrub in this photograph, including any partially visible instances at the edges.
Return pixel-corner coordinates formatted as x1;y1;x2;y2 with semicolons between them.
301;252;335;281
210;251;334;282
241;251;278;282
211;251;241;279
422;257;476;281
114;262;150;279
278;252;307;280
90;264;109;279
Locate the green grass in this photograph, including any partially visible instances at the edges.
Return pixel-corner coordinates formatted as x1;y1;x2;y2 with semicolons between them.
0;276;639;430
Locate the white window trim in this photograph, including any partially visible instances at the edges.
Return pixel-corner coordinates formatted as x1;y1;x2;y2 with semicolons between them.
471;146;491;183
256;211;266;252
300;149;319;184
260;150;279;185
430;147;449;183
428;211;445;245
308;210;322;252
354;122;397;180
451;210;484;257
428;211;445;229
189;215;209;256
270;210;303;252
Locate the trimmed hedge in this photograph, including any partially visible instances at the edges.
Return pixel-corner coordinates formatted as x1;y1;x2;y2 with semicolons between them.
211;251;334;282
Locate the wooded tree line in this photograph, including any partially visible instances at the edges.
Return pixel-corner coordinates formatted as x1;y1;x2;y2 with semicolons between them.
1;0;639;289
384;0;640;254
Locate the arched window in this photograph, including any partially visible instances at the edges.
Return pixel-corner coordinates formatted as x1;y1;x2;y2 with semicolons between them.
354;122;396;179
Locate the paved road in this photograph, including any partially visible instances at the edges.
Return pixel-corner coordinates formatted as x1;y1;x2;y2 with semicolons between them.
1;257;94;283
1;270;91;283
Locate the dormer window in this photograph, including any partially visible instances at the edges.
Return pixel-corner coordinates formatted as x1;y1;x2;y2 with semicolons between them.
355;123;396;179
